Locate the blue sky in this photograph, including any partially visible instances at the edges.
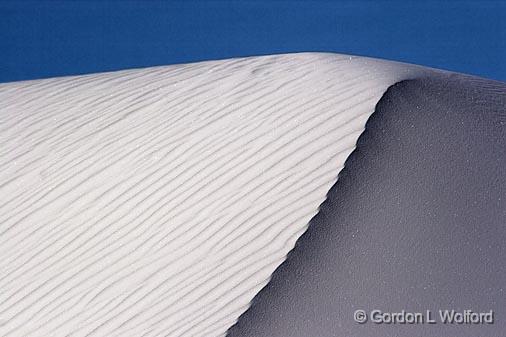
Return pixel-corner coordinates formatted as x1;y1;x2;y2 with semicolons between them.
1;0;505;83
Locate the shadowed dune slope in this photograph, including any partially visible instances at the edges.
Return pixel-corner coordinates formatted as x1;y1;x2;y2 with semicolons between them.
227;73;506;337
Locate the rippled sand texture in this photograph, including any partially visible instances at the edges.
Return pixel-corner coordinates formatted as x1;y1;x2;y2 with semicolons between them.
0;53;429;336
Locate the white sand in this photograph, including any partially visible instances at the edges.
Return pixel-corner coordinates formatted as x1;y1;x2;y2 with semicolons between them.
0;53;427;336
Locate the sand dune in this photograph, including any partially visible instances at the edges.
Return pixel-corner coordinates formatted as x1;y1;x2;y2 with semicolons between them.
2;53;503;337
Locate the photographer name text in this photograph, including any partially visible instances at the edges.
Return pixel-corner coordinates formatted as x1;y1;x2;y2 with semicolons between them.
353;309;494;324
